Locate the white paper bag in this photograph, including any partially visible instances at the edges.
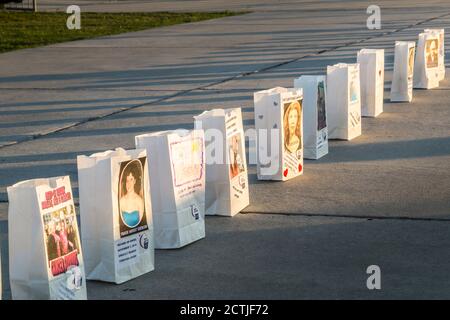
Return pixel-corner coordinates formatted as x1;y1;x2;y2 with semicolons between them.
77;148;154;284
293;76;328;160
254;87;304;180
390;41;415;102
414;32;440;89
424;28;445;81
7;176;87;300
194;108;249;216
0;238;2;300
0;236;2;300
357;49;385;117
135;129;206;249
326;63;362;140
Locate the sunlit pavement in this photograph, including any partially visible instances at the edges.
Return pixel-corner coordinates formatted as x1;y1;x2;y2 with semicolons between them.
1;0;450;299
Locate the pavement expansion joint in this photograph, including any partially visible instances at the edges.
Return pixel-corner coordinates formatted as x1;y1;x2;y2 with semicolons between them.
242;211;450;222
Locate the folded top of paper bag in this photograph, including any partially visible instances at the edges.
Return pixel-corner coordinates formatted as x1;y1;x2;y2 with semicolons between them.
395;40;415;46
7;176;69;191
77;148;147;162
254;87;302;104
194;107;242;121
358;48;384;55
328;62;359;71
194;108;227;119
135;129;196;140
424;28;444;33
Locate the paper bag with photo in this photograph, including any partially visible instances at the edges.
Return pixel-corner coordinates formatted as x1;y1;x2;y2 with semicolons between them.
77;148;154;284
414;32;440;89
424;28;445;81
357;49;384;117
135;129;206;249
7;176;87;299
0;239;1;300
390;41;415;102
254;87;304;181
326;63;362;140
294;75;329;160
194;108;249;217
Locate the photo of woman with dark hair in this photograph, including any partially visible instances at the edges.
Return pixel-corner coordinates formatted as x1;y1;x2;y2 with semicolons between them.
283;100;302;158
119;159;145;229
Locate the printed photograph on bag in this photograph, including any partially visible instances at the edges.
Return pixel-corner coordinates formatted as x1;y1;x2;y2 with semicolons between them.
283;99;302;159
170;137;204;187
317;81;327;131
349;79;359;103
439;32;444;56
118;157;148;238
43;205;81;280
408;46;415;81
426;39;439;68
228;134;245;180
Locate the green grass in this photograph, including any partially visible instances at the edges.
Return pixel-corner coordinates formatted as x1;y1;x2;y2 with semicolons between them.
0;11;246;53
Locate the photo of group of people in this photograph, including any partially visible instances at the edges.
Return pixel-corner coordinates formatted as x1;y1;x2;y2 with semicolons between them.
283;99;302;159
425;38;439;68
118;158;148;238
43;205;80;264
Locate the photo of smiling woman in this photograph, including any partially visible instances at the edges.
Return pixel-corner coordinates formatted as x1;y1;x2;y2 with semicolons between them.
283;100;302;159
426;38;439;68
118;158;148;238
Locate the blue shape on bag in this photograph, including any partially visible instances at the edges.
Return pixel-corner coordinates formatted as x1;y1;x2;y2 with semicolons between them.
122;210;140;227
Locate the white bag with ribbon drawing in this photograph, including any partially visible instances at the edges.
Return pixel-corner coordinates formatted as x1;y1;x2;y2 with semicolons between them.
254;87;304;181
194;108;249;217
414;32;440;89
424;28;445;81
135;129;206;249
294;75;328;160
77;148;154;284
357;49;384;117
326;63;362;140
390;41;415;102
7;176;87;300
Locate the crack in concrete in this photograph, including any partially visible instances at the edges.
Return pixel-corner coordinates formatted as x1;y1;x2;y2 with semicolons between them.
241;211;450;222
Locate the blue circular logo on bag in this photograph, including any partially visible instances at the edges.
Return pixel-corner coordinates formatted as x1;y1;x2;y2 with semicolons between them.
139;234;149;249
191;205;200;220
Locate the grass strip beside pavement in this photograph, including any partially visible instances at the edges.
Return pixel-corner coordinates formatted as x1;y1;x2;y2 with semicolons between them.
0;11;247;53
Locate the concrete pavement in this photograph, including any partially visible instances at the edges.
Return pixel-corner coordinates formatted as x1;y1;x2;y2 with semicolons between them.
1;0;450;299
